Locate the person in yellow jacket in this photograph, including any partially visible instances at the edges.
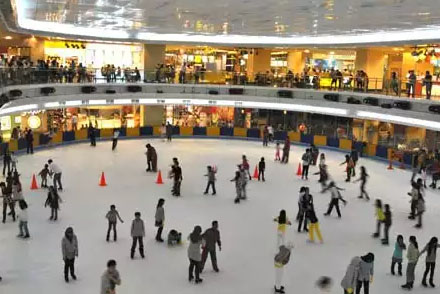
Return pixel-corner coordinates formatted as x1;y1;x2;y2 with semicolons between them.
372;199;385;238
273;210;292;247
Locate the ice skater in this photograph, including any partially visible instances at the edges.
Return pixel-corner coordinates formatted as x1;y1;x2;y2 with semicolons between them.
419;237;440;287
314;164;329;192
391;235;406;276
263;126;269;146
319;153;326;167
281;138;290;164
61;227;78;283
88;123;96;146
112;128;120;151
306;203;323;243
38;164;50;188
356;253;375;294
17;199;29;239
170;159;183;197
311;144;319;166
296;187;311;233
188;225;204;284
355;166;370;200
274;210;292;247
258;157;266;181
372;199;385;239
130;212;145;259
166;122;173;142
239;165;248;199
381;204;392;245
275;142;281;161
10;152;17;172
341;256;361;294
201;221;222;273
274;243;293;294
2;149;11;176
340;155;355;182
100;260;121;294
408;179;423;220
145;144;157;172
401;236;419;290
301;149;312;180
231;170;243;204
155;199;165;242
350;148;359;176
45;186;62;221
203;166;216;195
242;155;252;180
415;192;425;229
0;181;15;223
48;159;63;191
323;181;346;218
106;205;124;242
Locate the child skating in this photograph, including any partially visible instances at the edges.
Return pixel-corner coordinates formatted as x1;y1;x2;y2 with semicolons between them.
231;170;242;204
372;199;385;239
273;210;292;247
391;235;406;276
130;212;145;259
45;186;62;221
382;204;392;245
258;157;266;181
17;199;29;239
155;199;165;242
105;205;124;242
355;166;370;200
274;243;293;294
323;181;346;218
275;142;281;161
38;164;50;188
242;155;252;180
203;166;216;195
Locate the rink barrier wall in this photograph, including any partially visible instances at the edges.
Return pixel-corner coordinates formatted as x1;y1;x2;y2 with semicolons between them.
2;127;414;167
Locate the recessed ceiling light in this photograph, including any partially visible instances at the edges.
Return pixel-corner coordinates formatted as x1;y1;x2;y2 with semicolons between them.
4;36;12;40
329;51;335;54
304;49;310;53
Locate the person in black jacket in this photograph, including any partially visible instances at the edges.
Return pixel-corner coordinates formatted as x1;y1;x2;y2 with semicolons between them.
1;181;15;223
25;129;34;154
88;123;96;147
170;158;182;196
201;221;222;273
2;150;11;176
45;186;62;221
166;122;173;142
350;148;359;176
355;166;370;200
310;144;319;166
258;157;266;181
297;187;312;233
145;144;158;172
382;204;392;245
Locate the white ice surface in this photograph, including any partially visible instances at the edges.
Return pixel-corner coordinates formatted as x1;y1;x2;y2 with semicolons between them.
0;139;439;294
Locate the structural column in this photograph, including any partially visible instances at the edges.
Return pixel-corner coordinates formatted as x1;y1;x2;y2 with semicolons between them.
246;49;271;80
143;44;166;81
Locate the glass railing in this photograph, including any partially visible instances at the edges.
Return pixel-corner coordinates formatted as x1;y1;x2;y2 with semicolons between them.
0;67;438;100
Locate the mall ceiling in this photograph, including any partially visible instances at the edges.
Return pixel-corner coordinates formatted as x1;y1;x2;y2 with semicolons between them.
2;0;440;46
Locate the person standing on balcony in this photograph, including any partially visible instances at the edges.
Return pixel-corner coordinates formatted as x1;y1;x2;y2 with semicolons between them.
407;70;417;98
423;71;433;100
179;62;187;84
25;129;34;154
390;72;399;95
330;68;337;90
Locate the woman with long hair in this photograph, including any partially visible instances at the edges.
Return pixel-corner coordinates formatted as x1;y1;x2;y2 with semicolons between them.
187;226;204;284
274;210;291;247
402;236;419;290
420;237;440;287
155;198;165;242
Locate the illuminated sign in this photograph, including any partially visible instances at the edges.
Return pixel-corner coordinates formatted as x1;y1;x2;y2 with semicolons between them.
27;115;41;129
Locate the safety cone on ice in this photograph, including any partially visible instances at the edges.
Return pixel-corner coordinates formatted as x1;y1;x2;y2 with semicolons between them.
252;165;259;179
30;174;38;190
296;163;302;176
99;172;107;186
156;170;164;184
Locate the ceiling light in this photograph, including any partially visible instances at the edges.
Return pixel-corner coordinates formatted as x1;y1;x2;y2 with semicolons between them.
329;51;335;55
4;36;12;40
304;49;310;53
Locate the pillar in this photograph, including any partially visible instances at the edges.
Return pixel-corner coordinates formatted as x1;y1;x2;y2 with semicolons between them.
287;51;304;73
355;48;386;89
247;49;271;80
143;106;164;126
143;44;166;81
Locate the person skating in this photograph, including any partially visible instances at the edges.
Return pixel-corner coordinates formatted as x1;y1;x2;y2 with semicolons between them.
38;164;50;188
301;149;312;180
263;126;269;147
10;152;17;172
323;181;346;218
314;164;329;192
319;153;326;167
61;227;78;283
274;210;292;247
170;160;183;197
306;203;323;243
340;155;355;182
420;237;440;287
48;159;63;191
311;144;319;166
188;225;204;284
130;212;145;259
88;123;96;147
242;155;252;180
17;199;29;239
381;204;392;245
341;256;361;294
112;129;120;151
355;253;374;294
145;144;157;172
391;235;406;276
231;170;242;204
203;166;216;195
101;260;121;294
281;138;290;164
106;205;124;242
2;149;11;176
12;176;23;201
275;142;281;161
415;192;425;229
25;129;34;154
408;179;422;220
45;186;62;221
296;187;311;233
201;221;221;273
155;199;165;242
372;199;385;239
239;165;248;199
258;157;266;181
0;181;15;223
166;122;173;142
274;243;293;294
350;148;359;176
401;236;420;290
355;166;370;200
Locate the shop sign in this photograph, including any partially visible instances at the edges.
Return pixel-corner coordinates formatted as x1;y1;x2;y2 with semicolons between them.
0;116;11;130
28;115;41;129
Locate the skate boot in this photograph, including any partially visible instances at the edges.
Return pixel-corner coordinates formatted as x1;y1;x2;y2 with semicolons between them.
422;279;428;287
429;280;436;287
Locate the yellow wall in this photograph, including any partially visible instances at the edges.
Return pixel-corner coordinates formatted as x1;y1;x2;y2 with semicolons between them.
52;132;63;143
126;128;140;137
355;48;386;88
144;44;165;71
247;49;271;79
287;51;304;73
153;126;162;136
75;129;88;140
313;135;327;146
288;132;300;142
405;126;426;142
180;126;193;136
100;129;113;138
339;139;352;150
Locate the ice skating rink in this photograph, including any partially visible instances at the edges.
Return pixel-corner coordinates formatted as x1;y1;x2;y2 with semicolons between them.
0;139;439;294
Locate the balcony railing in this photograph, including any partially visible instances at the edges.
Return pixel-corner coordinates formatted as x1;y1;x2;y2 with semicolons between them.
0;67;438;100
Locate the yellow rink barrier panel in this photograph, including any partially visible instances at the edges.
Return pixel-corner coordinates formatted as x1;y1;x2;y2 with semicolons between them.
206;127;220;137
153;126;162;136
313;135;327;146
75;129;88;140
126;127;140;137
33;134;40;147
180;126;193;136
288;132;300;142
233;127;247;137
100;129;114;138
8;140;18;152
339;139;352;150
52;132;63;143
366;144;377;157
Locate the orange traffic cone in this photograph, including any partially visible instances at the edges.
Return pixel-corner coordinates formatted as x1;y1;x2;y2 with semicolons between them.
30;174;38;190
296;163;302;176
253;165;259;179
156;170;164;184
387;159;393;170
99;172;107;186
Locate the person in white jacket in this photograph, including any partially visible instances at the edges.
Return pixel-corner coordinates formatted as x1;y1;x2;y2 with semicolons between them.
61;227;78;283
17;200;29;238
101;259;121;294
274;243;294;294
